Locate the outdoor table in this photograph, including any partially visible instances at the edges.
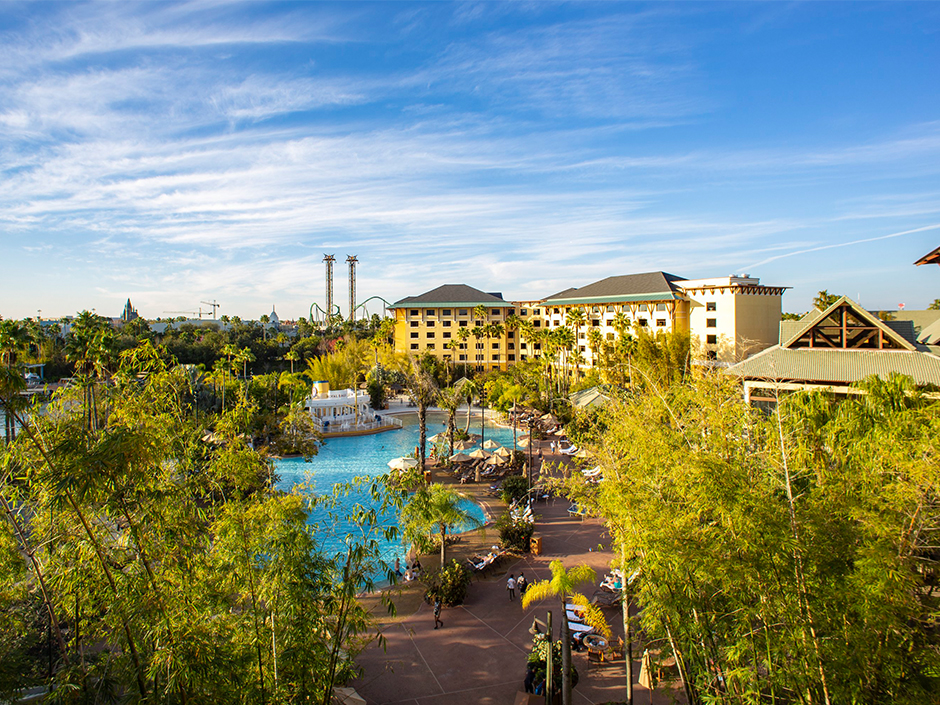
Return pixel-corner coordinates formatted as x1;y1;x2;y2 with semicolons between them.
582;634;609;658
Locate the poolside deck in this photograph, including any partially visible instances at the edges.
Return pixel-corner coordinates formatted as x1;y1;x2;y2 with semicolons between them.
350;442;686;705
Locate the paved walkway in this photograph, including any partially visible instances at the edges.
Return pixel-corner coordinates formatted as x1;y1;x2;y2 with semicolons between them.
351;491;684;705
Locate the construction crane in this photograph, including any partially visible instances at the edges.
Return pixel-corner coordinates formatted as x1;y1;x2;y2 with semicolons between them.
200;300;220;318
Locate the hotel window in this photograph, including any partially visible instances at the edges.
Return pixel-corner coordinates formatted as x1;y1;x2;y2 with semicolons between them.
578;332;585;339
458;309;468;316
426;309;435;316
459;343;466;350
520;309;528;316
553;308;560;314
459;354;466;361
476;354;484;361
410;310;419;316
592;306;600;313
410;343;419;350
707;318;717;328
656;304;667;311
533;308;541;315
706;350;718;360
492;355;500;361
459;320;468;327
476;343;484;350
707;334;717;344
606;306;614;312
657;319;666;327
426;332;435;338
534;343;541;350
410;332;418;339
508;308;515;315
442;320;451;327
579;345;585;352
443;354;451;361
443;332;451;339
592;319;600;327
492;342;499;349
533;320;541;327
508;343;515;350
508;354;516;361
442;309;452;316
521;342;527;349
507;331;515;338
410;321;419;327
706;302;717;312
638;319;648;326
427;344;435;349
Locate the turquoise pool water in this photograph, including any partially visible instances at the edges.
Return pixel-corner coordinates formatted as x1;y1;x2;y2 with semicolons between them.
274;411;525;578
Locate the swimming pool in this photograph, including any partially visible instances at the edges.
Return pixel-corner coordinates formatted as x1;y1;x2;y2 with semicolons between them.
274;411;525;577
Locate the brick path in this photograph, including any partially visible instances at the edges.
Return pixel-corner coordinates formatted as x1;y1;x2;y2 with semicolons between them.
350;475;684;705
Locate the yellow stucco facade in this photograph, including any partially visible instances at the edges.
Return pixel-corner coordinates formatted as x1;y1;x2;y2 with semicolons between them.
391;274;786;372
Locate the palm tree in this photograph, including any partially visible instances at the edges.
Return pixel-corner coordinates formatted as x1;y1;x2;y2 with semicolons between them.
65;311;115;432
470;326;485;373
0;319;33;443
406;356;439;474
400;483;482;566
487;322;504;370
553;326;576;393
260;314;270;341
285;349;300;374
221;343;239;410
587;328;603;371
565;308;586;381
522;560;598;705
456;327;471;377
445;338;460;379
437;385;463;460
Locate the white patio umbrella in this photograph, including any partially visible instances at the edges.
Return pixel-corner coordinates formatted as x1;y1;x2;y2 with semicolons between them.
517;437;532;449
387;456;419;471
494;446;513;458
574;447;593;459
482;439;501;449
454;439;476;451
468;448;493;459
486;454;507;466
449;452;474;463
428;433;446;443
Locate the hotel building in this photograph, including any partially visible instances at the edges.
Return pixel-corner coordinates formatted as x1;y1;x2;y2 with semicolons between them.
390;272;787;372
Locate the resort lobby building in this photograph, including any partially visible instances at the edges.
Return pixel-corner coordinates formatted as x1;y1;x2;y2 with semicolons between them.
390;272;787;371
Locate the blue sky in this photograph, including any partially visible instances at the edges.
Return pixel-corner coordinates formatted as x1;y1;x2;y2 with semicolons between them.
2;1;939;320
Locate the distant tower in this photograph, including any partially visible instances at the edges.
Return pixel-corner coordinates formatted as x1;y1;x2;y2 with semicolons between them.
346;255;358;322
323;254;335;319
122;298;139;323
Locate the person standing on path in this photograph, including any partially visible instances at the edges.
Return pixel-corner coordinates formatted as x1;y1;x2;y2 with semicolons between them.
507;574;516;601
433;595;443;629
517;572;527;596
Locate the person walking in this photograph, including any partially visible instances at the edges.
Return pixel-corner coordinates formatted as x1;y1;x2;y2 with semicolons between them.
517;571;527;596
433;595;443;629
507;573;516;601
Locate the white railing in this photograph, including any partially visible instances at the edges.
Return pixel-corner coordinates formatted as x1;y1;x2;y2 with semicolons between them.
313;415;403;434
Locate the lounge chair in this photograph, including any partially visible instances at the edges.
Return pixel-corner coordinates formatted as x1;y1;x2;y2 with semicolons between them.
560;445;578;455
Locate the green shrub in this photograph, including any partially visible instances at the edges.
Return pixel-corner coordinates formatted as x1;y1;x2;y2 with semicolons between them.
496;512;535;552
526;634;579;691
425;560;472;606
500;475;529;504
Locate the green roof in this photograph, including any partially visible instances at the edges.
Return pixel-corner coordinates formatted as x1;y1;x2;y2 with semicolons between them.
391;284;510;309
726;347;940;387
543;272;685;305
